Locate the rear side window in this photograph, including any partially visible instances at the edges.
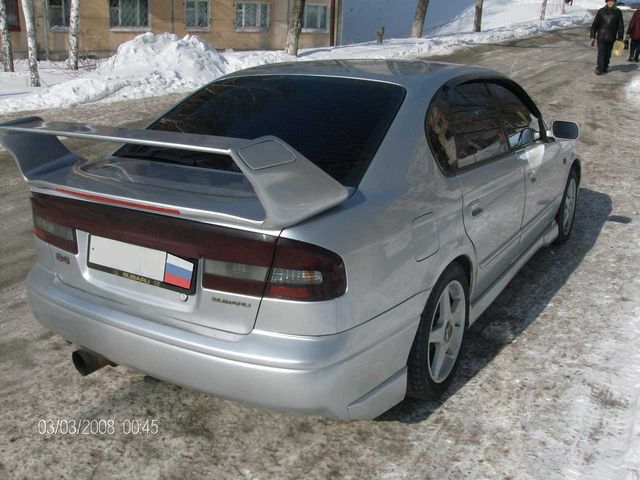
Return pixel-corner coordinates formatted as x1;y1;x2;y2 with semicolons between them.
448;82;508;168
116;75;406;187
426;90;457;173
488;83;540;150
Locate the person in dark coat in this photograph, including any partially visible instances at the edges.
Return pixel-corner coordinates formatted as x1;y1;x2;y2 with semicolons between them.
590;0;625;75
626;9;640;62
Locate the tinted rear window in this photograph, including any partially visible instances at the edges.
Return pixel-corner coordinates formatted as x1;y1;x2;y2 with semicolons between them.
116;75;406;187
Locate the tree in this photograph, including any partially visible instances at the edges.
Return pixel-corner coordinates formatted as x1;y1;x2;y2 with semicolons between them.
473;0;484;32
21;0;39;86
285;0;306;56
411;0;430;38
68;0;80;69
0;0;14;72
540;0;549;21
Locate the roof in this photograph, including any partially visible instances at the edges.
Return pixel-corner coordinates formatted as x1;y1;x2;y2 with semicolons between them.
225;59;493;89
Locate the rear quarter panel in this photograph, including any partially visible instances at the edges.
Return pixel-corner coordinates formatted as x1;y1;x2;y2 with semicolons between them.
255;80;476;335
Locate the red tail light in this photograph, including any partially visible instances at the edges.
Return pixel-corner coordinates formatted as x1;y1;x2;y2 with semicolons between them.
203;259;270;297
202;238;346;301
32;200;78;253
265;239;346;301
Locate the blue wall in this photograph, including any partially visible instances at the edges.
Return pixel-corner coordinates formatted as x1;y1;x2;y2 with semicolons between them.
341;0;475;44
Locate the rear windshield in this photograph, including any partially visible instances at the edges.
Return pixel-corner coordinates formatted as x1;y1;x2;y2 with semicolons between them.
115;75;405;187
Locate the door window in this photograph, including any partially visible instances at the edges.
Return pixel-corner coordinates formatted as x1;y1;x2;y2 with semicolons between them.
488;83;540;150
448;83;508;168
426;90;457;173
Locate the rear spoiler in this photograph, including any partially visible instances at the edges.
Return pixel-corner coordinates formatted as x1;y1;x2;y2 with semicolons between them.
0;117;349;229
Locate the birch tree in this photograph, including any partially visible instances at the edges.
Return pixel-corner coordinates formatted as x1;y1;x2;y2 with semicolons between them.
411;0;430;38
540;0;549;21
0;0;14;72
285;0;305;56
68;0;80;69
473;0;484;32
21;0;40;86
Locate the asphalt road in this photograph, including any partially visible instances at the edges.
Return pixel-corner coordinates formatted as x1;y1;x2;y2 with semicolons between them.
1;19;640;480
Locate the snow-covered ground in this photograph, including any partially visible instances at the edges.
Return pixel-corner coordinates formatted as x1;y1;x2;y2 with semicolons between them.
0;6;594;114
630;77;640;105
343;0;613;44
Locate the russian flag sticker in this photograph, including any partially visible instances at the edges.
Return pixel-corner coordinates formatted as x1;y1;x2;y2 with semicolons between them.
163;254;194;289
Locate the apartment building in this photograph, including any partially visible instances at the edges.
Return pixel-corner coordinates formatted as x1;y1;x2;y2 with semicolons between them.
4;0;342;58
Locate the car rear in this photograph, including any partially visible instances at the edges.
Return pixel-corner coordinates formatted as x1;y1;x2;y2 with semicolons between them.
4;68;416;419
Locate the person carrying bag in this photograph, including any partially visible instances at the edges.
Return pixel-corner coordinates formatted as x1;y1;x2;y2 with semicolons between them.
591;0;625;75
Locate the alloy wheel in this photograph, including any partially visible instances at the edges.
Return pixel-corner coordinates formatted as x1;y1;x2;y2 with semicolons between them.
563;177;577;236
428;280;466;383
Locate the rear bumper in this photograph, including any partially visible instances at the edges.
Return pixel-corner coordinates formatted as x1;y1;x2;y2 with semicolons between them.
27;265;424;420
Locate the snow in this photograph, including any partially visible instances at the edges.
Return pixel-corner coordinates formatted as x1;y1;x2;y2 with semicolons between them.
0;34;228;112
0;4;595;115
343;0;602;44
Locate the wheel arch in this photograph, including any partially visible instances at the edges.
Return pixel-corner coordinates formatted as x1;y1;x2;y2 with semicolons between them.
450;254;474;294
572;158;582;186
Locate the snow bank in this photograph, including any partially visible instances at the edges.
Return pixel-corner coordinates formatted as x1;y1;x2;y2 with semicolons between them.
0;3;595;114
343;0;598;44
435;0;592;36
0;33;229;112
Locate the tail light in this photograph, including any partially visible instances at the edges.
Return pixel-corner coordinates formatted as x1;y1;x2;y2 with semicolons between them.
32;201;78;253
203;260;270;297
265;239;346;301
203;237;346;301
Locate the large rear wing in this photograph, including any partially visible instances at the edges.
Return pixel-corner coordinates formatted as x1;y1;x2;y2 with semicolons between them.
0;117;349;229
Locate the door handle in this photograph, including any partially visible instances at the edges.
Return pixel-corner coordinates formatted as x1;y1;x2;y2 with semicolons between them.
528;170;537;183
470;201;484;218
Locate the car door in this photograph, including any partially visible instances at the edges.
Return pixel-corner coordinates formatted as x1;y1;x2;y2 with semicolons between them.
487;82;564;255
448;82;526;297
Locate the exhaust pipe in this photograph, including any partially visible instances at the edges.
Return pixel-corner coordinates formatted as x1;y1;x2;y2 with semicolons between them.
72;349;116;376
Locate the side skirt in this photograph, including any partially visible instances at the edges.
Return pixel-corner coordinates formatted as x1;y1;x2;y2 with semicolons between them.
468;220;559;326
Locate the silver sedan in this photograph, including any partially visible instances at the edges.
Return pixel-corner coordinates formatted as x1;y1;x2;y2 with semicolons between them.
0;59;580;420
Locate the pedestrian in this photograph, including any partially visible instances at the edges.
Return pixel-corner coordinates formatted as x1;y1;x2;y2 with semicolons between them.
626;8;640;62
590;0;625;75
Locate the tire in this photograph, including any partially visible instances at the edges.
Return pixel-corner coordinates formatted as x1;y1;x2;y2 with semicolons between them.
554;167;579;245
407;263;469;400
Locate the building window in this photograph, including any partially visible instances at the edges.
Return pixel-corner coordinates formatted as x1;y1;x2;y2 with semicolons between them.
109;0;149;29
185;0;209;29
49;0;70;28
235;2;270;31
303;4;328;32
7;0;20;31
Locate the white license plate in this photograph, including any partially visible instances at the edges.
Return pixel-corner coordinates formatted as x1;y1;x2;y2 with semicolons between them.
88;235;195;292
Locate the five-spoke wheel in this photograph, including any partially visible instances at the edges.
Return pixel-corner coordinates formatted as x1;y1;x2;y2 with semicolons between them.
428;280;466;383
555;166;579;244
407;263;469;399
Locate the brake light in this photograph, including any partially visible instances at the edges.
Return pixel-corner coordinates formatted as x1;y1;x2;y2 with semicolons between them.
265;239;346;301
203;259;270;297
32;205;78;253
203;237;346;301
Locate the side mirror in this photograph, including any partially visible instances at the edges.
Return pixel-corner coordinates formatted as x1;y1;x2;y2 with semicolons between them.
552;121;580;140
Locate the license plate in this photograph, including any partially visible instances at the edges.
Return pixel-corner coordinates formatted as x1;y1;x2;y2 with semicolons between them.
88;235;196;293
